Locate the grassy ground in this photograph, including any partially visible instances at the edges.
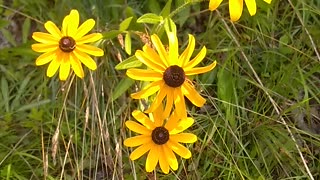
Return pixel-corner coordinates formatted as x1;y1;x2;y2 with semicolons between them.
0;0;320;179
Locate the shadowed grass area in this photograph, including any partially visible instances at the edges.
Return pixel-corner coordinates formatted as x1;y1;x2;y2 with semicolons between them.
0;0;319;179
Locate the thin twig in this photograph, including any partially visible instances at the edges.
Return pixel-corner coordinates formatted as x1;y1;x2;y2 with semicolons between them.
215;10;314;180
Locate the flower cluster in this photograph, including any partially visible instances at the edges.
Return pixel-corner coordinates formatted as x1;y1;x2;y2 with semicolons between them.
123;30;217;173
31;1;272;174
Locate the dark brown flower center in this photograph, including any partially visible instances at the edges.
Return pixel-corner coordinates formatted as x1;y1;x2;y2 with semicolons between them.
163;65;185;88
59;36;76;52
151;127;169;145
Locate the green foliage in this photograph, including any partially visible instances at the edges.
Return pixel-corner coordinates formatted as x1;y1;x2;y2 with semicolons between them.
0;0;320;179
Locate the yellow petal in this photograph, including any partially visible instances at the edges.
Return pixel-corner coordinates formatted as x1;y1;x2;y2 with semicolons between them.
125;120;152;135
126;69;162;81
132;110;156;130
167;32;179;66
183;46;206;70
73;49;97;70
124;135;151;147
76;33;103;44
129;141;153;160
67;9;79;37
181;82;206;107
170;117;194;134
46;56;61;77
163;91;173;119
32;43;58;53
209;0;223;11
170;133;197;143
184;60;217;75
130;80;164;99
151;34;169;67
159;146;170;174
76;44;104;56
142;45;167;70
74;19;95;40
151;105;165;126
167;140;192;159
59;53;71;81
146;144;159;172
174;88;187;119
179;34;195;67
136;48;166;72
32;32;59;44
164;110;180;132
44;21;62;39
230;0;243;21
70;53;84;78
264;0;272;4
62;13;69;36
145;85;169;114
245;0;256;16
35;50;57;66
163;144;178;170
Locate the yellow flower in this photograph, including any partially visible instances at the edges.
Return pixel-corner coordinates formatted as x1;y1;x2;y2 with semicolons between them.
209;0;272;21
124;107;197;174
31;9;104;80
126;33;217;119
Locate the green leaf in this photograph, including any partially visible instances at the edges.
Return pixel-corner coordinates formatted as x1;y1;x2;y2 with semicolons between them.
115;55;142;70
22;18;31;44
1;29;16;46
160;0;172;17
137;13;163;24
125;32;132;55
1;76;9;112
148;0;161;14
112;78;135;101
102;30;122;40
17;99;51;112
119;16;133;31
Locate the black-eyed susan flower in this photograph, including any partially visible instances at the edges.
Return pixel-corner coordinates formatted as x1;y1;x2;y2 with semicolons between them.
31;9;104;80
124;107;197;174
126;32;216;119
209;0;272;21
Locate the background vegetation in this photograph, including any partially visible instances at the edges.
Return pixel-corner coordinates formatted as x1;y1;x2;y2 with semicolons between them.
0;0;319;179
